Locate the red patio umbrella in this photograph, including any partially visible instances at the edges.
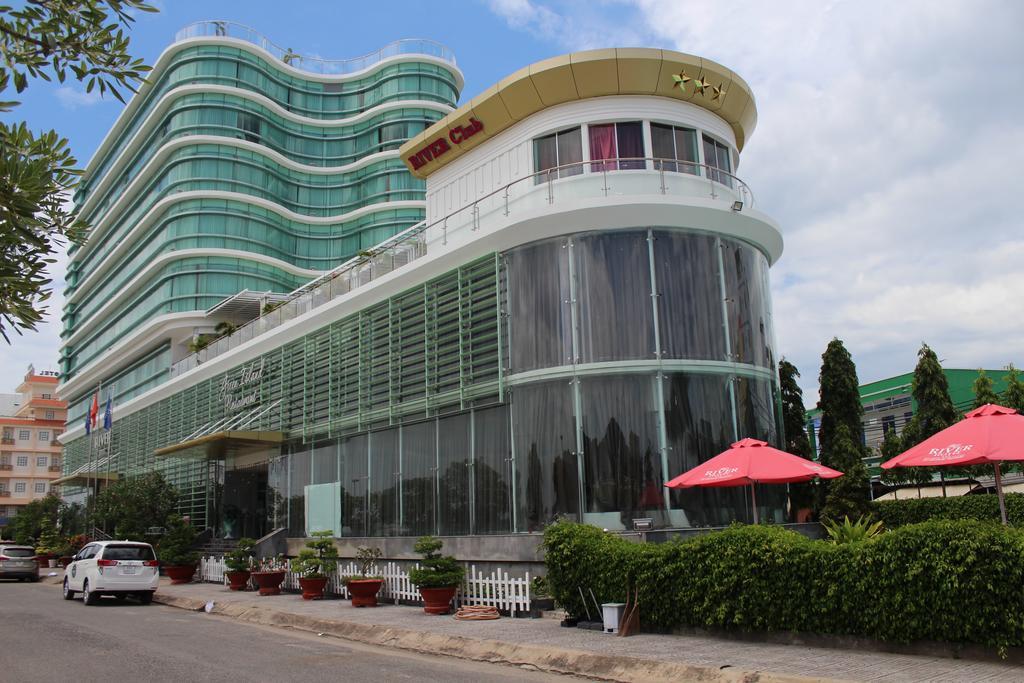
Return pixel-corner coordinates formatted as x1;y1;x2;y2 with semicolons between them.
665;438;844;523
880;403;1024;524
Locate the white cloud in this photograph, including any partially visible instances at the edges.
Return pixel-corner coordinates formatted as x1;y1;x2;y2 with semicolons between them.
55;86;103;110
487;0;1024;398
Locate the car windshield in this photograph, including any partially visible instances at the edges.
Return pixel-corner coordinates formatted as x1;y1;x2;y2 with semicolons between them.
2;547;34;558
102;545;155;561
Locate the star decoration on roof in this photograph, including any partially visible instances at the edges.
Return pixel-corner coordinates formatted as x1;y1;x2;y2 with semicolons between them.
671;70;692;90
692;76;709;96
711;83;727;101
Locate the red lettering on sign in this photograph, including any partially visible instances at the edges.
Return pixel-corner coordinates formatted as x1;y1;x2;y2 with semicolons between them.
406;119;484;170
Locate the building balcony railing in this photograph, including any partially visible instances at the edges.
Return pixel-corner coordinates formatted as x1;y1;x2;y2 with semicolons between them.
1;437;14;445
0;463;11;471
169;157;752;378
49;465;62;472
174;21;457;75
0;490;9;497
50;440;61;447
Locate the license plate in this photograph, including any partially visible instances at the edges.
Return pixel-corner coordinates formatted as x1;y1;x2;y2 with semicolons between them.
121;566;137;575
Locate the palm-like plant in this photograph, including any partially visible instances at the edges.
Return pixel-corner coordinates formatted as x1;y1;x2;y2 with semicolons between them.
823;515;884;544
214;321;237;338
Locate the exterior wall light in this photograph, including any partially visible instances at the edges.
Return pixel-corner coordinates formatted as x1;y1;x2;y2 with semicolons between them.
731;200;743;212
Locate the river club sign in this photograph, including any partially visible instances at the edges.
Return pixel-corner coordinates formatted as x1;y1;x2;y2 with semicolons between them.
405;118;484;170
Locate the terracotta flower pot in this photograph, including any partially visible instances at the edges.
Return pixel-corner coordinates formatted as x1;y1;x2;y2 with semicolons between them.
419;586;457;615
252;570;286;596
35;554;53;569
298;576;328;600
58;556;73;568
164;564;197;584
347;578;384;607
225;570;251;591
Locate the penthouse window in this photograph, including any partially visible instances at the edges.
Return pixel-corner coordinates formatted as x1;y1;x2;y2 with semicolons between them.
702;134;734;187
533;126;582;182
651;123;698;174
588;121;644;171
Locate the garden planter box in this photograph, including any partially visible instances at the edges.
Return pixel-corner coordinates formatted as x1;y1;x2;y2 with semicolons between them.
35;554;54;569
347;578;384;607
252;570;286;596
419;586;457;615
298;576;328;600
225;570;251;591
163;565;197;584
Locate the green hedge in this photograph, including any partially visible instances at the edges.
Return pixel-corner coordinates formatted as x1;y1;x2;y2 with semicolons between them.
543;520;1024;652
873;492;1024;527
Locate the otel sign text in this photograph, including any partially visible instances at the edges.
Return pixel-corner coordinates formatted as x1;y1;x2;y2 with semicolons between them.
220;358;265;412
406;118;484;170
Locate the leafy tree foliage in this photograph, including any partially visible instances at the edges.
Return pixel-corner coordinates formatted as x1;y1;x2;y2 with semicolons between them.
878;427;909;496
973;369;1001;409
1003;364;1024;412
0;0;155;341
779;359;814;515
815;338;868;513
93;472;178;540
9;492;60;543
820;423;871;522
902;343;961;487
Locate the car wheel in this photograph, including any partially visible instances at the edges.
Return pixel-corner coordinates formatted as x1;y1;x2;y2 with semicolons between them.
30;574;39;583
82;580;98;606
62;579;75;600
138;591;153;605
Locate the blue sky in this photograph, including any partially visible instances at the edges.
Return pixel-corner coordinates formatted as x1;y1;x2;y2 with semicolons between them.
4;0;1023;403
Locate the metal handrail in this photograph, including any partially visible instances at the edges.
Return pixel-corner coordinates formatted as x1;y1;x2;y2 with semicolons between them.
173;21;457;74
169;156;752;376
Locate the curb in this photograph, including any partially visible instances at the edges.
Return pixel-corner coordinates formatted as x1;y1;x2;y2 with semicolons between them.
153;593;847;683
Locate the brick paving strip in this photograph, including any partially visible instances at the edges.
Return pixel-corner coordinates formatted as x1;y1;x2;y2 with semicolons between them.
63;575;1024;683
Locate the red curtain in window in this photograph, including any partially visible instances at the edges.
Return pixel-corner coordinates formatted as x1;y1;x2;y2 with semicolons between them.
588;124;617;172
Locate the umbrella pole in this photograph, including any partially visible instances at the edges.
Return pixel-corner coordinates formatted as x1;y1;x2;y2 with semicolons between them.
994;463;1008;526
750;483;759;524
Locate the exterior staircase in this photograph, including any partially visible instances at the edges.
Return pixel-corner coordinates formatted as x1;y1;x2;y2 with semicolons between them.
195;537;238;558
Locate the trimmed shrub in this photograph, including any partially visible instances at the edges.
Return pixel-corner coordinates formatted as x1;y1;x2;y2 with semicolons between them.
873;492;1024;527
543;520;1024;652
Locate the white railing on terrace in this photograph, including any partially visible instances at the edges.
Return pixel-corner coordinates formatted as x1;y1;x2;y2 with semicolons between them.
169;158;752;377
174;21;457;74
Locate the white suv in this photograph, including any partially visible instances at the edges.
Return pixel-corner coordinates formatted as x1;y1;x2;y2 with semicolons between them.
62;540;159;605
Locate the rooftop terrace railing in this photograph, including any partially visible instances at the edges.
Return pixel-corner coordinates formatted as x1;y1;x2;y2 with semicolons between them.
173;21;457;75
169;158;752;377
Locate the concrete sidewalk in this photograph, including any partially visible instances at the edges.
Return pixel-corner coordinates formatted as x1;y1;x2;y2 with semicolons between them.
151;580;1023;683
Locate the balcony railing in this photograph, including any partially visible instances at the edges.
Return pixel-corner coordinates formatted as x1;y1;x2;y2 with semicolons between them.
169;157;752;377
50;439;61;447
173;21;457;75
1;437;14;445
0;490;9;497
0;463;11;471
49;465;62;472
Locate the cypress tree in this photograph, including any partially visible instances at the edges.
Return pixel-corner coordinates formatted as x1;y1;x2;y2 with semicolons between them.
779;359;814;516
972;369;1000;408
902;344;959;494
820;423;871;521
1003;364;1024;412
878;427;907;498
816;338;869;513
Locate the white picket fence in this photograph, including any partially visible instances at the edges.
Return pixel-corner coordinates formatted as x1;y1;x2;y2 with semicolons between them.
198;556;532;615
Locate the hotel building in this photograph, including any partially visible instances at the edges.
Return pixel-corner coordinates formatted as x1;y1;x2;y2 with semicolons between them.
59;23;784;554
1;368;66;530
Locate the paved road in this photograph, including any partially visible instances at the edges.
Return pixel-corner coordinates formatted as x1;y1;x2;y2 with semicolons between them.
0;580;574;682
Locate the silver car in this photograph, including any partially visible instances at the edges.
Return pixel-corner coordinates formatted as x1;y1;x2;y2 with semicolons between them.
0;544;39;581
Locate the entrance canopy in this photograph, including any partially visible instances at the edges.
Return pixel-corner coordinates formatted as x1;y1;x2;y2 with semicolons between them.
52;455;120;487
154;430;285;459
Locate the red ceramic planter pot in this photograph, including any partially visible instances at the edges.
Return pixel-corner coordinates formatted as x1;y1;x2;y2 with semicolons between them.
225;570;251;591
347;578;384;607
252;570;286;596
419;586;457;615
298;576;328;600
58;556;74;568
164;565;197;584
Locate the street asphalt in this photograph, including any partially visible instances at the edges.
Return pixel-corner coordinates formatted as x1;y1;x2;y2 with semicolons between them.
0;579;575;682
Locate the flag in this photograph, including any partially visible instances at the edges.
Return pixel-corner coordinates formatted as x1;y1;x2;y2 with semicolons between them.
89;392;99;431
103;396;113;430
84;410;91;435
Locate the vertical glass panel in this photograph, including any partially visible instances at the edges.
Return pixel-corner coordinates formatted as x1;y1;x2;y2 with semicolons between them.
533;133;557;181
651;123;676;172
473;405;512;534
616;121;644;169
512;381;579;532
734;375;785;523
662;372;748;526
722;239;772;368
368;428;399;536
311;440;337;484
341;434;368;537
556;127;583;177
580;375;664;530
575;232;654;363
267;451;289;531
654;231;726;360
401;420;436;536
437;412;471;536
505;239;572;372
287;443;311;537
675;127;698;173
588;123;617;171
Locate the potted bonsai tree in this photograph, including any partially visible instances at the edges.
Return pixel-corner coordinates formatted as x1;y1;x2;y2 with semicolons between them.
342;546;384;607
35;518;63;568
289;530;339;600
408;536;464;615
252;554;288;596
223;537;256;591
158;514;200;584
530;575;555;616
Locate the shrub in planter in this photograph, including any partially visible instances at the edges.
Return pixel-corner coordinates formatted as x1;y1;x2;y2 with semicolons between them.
290;531;339;600
341;546;384;607
223;537;256;591
408;536;464;615
158;515;200;584
35;517;63;568
530;575;555;613
542;519;1024;655
252;555;288;595
872;492;1024;527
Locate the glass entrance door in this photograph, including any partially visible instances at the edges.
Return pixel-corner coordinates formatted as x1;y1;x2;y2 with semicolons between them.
220;462;269;539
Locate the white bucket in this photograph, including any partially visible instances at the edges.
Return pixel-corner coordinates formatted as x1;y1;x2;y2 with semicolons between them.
602;602;626;633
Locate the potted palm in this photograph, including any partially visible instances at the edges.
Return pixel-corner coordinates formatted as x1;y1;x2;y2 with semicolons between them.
408;536;465;615
341;546;384;607
252;554;288;596
290;530;338;600
224;537;256;591
158;515;199;584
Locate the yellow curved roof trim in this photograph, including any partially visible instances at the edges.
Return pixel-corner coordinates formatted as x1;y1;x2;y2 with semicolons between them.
399;48;756;179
